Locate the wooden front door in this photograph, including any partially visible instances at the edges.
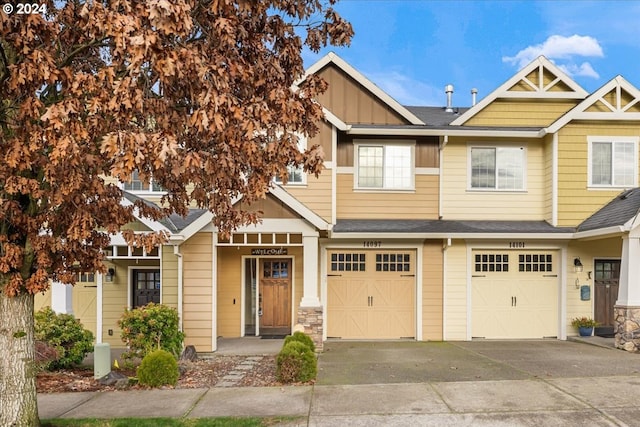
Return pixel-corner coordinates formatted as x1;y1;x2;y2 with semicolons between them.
594;259;620;336
259;259;291;335
133;269;161;308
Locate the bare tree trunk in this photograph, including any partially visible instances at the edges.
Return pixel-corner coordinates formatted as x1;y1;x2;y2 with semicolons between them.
0;285;40;427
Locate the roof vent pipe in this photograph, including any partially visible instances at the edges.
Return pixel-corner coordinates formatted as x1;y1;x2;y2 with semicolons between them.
445;84;454;112
471;88;478;106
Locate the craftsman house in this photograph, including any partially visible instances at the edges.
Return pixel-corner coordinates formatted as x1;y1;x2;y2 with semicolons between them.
37;53;640;352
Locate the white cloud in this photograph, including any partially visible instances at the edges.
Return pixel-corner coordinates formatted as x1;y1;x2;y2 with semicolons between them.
502;34;604;76
557;62;600;79
366;70;444;106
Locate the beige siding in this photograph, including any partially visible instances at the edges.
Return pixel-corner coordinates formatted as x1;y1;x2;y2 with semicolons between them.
422;241;443;340
182;233;213;350
315;65;407;125
217;246;303;338
444;241;468;340
465;100;578;127
284;172;332;222
162;246;178;308
557;122;640;226
565;238;621;335
336;174;439;219
102;259;160;348
441;138;546;220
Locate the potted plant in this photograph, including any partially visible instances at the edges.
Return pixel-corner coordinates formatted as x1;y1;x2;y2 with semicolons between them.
571;316;598;337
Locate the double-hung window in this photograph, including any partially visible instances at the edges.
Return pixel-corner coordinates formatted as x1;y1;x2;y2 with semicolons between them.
122;170;164;193
588;137;638;188
469;146;525;190
356;141;414;190
275;135;307;185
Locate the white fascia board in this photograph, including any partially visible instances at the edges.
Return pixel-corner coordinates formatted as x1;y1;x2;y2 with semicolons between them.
323;107;350;131
347;127;543;138
234;218;317;235
573;226;626;240
301;52;424;125
451;56;587;126
171;211;214;244
546;75;640;134
119;197;171;234
269;185;330;231
329;232;574;240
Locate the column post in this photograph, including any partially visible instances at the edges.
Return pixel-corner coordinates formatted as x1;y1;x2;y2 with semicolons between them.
615;234;640;352
297;233;323;351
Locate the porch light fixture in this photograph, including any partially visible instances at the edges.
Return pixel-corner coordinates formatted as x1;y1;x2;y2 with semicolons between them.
105;267;115;282
573;258;583;273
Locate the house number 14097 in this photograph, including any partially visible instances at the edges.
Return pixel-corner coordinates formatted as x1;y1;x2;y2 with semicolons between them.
363;241;382;248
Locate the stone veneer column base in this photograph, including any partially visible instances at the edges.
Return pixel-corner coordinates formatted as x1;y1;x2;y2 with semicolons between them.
614;305;640;352
297;306;323;352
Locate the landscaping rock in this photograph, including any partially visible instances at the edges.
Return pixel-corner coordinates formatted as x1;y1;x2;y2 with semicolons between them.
98;371;129;389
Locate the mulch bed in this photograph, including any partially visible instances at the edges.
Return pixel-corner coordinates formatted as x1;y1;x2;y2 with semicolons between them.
37;355;284;393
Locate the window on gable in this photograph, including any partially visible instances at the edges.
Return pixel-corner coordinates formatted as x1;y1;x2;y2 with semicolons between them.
470;146;525;190
589;138;638;187
356;143;413;190
274;135;307;185
122;170;164;192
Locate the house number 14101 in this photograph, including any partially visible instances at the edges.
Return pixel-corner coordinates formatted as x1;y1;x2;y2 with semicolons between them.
509;241;525;248
363;241;382;248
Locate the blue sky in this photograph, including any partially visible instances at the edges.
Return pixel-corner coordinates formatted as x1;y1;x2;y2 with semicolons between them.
302;0;640;107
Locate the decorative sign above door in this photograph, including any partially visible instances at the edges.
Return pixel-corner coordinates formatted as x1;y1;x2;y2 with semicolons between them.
251;248;288;256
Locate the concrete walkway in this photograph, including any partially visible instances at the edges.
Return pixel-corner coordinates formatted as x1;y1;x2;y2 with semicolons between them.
39;339;640;426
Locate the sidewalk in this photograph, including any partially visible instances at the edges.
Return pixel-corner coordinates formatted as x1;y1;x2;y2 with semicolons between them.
39;340;640;426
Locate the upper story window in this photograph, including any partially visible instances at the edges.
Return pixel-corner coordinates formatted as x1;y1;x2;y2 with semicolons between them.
355;141;414;190
275;135;307;185
122;170;164;193
469;146;526;191
588;137;638;188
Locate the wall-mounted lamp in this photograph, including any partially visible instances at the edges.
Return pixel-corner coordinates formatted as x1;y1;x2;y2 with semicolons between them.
573;257;583;273
105;267;116;282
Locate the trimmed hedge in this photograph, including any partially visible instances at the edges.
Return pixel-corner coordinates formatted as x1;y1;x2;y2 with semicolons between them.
283;331;316;353
276;341;317;383
137;349;180;387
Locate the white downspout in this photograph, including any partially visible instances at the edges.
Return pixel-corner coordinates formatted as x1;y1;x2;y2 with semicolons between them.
173;245;183;332
442;238;451;341
552;132;558;226
439;135;448;219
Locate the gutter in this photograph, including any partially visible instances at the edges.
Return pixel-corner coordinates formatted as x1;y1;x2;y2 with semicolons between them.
173;245;184;332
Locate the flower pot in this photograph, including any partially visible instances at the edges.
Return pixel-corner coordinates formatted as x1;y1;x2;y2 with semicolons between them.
578;326;593;337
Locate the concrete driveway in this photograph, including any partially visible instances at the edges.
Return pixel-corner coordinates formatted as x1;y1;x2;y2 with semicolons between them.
317;339;640;385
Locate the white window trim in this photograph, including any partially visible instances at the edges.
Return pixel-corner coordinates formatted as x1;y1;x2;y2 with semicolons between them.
274;134;308;186
466;143;528;192
587;136;639;189
353;139;416;191
120;171;167;195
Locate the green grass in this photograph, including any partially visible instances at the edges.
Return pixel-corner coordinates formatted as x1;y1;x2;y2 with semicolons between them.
41;416;301;427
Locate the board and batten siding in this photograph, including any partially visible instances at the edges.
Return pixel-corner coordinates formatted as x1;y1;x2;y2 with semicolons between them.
557;122;640;226
464;100;578;127
422;241;443;340
181;232;213;350
441;138;546;220
444;241;468;340
336;174;439;219
315;64;407;125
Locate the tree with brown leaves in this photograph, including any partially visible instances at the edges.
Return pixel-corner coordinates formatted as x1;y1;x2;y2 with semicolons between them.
0;1;352;424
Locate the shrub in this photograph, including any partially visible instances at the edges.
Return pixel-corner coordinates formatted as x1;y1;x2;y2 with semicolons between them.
283;331;316;353
34;307;94;370
118;303;185;361
136;349;179;387
276;341;317;383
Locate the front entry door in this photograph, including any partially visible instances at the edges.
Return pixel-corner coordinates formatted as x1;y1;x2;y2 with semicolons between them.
133;269;161;308
594;259;620;337
259;259;291;335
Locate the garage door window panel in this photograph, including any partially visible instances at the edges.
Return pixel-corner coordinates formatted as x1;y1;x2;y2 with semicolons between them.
331;253;366;272
375;253;411;272
518;254;553;272
475;254;509;272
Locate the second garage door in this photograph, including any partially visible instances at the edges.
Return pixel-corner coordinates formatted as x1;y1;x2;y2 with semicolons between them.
327;250;415;339
472;250;559;339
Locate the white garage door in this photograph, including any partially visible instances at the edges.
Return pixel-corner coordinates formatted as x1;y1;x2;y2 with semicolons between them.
327;250;415;339
472;251;558;339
